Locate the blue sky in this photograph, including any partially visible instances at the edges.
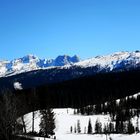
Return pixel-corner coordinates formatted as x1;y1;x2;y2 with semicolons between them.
0;0;140;60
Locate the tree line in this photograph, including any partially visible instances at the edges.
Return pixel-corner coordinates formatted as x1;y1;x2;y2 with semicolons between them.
70;117;137;135
73;93;140;135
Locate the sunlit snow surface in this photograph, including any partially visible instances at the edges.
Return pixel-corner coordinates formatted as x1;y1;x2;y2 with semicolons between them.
74;51;140;70
23;108;140;140
32;134;140;140
0;54;80;77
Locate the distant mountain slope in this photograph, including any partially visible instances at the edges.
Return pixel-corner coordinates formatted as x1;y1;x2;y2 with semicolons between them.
74;51;140;72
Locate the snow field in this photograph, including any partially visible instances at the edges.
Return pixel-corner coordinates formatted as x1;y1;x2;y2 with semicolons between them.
23;108;140;140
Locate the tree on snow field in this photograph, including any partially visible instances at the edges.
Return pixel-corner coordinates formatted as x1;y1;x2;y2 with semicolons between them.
87;118;92;134
77;120;81;133
39;108;55;138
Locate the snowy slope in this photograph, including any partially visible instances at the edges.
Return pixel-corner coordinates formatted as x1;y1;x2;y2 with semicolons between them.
23;109;110;138
74;51;140;71
23;109;110;134
23;108;140;140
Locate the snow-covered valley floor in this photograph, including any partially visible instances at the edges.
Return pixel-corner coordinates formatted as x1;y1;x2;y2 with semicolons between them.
32;134;140;140
23;108;140;140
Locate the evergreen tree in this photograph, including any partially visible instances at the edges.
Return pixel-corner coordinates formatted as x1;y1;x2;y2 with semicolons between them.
74;125;77;133
70;126;73;133
39;108;55;138
109;122;115;133
31;88;38;134
95;119;102;134
80;107;85;115
136;117;139;133
115;111;125;133
103;124;108;134
87;118;92;134
77;120;81;133
127;120;135;134
115;119;124;133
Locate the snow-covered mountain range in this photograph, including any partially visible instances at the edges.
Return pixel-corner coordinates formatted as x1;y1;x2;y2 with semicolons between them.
0;51;140;77
74;50;140;72
0;55;80;77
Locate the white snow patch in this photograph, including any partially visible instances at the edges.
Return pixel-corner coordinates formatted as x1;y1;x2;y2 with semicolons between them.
13;82;23;90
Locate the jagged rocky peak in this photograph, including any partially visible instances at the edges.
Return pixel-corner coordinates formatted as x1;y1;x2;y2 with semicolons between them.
10;54;38;65
71;55;80;63
54;55;80;66
20;54;39;63
0;54;80;77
